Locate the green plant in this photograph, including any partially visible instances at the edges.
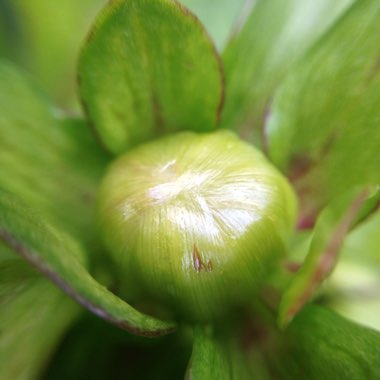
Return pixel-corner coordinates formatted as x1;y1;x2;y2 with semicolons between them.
1;0;380;379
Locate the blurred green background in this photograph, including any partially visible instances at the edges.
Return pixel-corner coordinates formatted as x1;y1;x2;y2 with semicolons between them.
0;0;106;111
0;0;245;113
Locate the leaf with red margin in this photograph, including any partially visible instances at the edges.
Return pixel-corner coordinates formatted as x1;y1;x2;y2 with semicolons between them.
79;0;224;154
179;0;245;50
0;189;176;337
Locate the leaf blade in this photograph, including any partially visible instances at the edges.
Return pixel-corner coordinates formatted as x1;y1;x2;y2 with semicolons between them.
0;190;176;336
78;0;224;154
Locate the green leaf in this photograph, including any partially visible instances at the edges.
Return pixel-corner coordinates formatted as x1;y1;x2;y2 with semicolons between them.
0;189;176;336
179;0;245;51
279;185;380;328
286;305;380;379
222;0;354;142
78;0;224;154
0;60;109;247
0;253;80;380
267;0;380;211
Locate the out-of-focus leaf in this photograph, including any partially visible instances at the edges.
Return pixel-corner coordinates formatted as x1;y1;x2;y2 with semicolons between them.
342;210;380;266
267;0;380;215
186;326;252;380
0;60;109;247
286;305;380;379
222;0;354;142
2;0;105;110
324;211;380;331
0;251;80;380
0;1;25;63
0;190;176;336
326;259;380;332
179;0;246;51
78;0;224;154
279;185;380;328
43;313;191;380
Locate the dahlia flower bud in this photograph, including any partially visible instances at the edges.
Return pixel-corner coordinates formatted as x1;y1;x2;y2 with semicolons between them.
98;131;296;321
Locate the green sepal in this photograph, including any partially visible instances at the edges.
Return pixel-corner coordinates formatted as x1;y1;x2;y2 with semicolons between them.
0;189;176;336
78;0;224;154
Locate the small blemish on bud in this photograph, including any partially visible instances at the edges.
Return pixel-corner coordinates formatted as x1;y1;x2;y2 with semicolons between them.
192;244;213;273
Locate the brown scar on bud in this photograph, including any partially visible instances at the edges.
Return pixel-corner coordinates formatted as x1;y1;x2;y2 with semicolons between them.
192;244;213;273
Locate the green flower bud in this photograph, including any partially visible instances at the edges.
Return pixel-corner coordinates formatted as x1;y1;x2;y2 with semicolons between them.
98;131;297;321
